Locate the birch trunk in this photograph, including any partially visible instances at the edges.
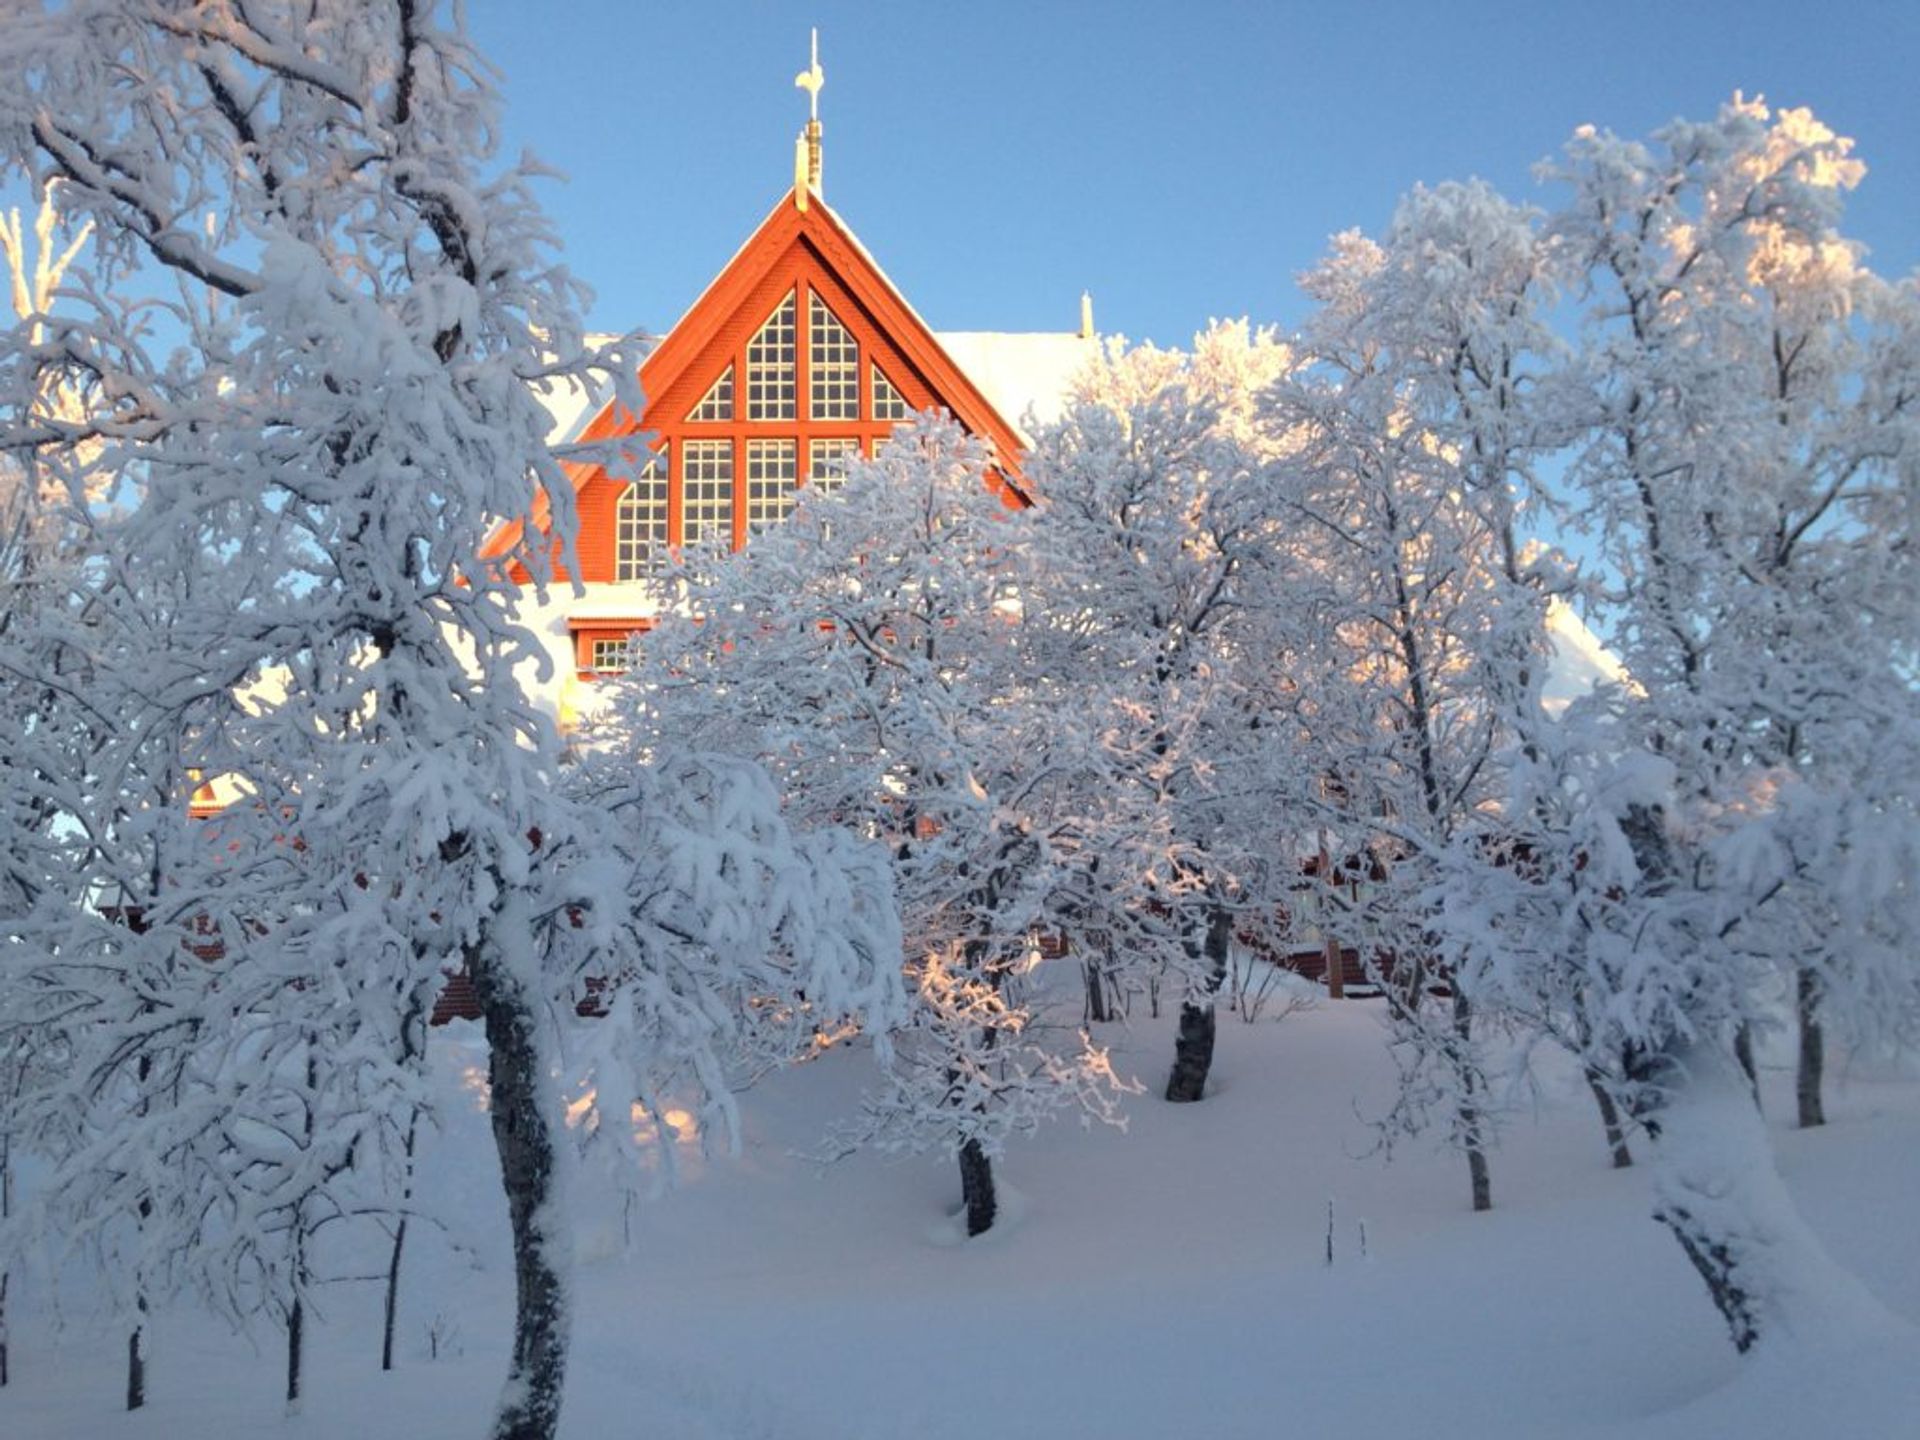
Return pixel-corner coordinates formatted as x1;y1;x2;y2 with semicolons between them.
1165;902;1232;1103
470;935;570;1440
1631;1034;1895;1353
957;1139;996;1238
1796;967;1826;1129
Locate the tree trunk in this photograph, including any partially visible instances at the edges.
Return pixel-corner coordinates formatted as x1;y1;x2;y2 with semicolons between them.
382;1106;421;1372
1586;1067;1633;1168
127;1051;151;1412
1165;902;1232;1103
1734;1022;1761;1112
1796;967;1825;1129
1083;958;1112;1025
285;1288;304;1410
1;1127;10;1388
125;1297;146;1412
381;1217;410;1372
471;941;569;1440
1628;1032;1894;1354
957;1138;997;1237
1453;989;1492;1212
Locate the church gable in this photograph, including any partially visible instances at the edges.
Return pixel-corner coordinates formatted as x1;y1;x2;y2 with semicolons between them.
496;190;1027;589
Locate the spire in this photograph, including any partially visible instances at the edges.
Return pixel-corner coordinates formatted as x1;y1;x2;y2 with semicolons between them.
793;27;824;204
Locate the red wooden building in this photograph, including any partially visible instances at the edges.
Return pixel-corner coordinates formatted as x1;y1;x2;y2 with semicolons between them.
479;88;1093;729
432;66;1094;1023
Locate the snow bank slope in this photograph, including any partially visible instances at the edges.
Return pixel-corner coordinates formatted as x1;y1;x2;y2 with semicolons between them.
4;1004;1915;1439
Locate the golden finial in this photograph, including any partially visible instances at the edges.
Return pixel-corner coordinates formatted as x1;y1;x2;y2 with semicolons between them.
794;28;824;198
795;28;824;121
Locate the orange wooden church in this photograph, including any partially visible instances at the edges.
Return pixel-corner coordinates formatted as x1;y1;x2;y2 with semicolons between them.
479;45;1095;729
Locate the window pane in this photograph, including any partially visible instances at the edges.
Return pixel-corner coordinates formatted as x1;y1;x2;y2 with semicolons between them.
807;437;858;497
688;365;734;422
681;439;734;547
810;293;859;421
615;448;669;579
747;293;796;421
746;439;797;535
589;637;630;673
871;364;909;421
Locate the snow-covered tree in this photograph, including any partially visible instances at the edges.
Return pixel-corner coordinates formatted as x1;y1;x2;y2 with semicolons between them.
1447;98;1920;1354
605;418;1133;1237
1023;322;1306;1104
0;7;900;1438
1257;182;1572;1209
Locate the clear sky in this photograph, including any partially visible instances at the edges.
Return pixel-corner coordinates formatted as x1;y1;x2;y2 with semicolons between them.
467;0;1919;349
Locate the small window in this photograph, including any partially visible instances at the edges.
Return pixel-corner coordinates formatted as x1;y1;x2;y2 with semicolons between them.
689;365;734;422
871;365;909;422
807;438;859;497
809;293;860;421
589;637;631;674
681;439;735;548
747;293;797;421
746;439;797;535
615;449;669;580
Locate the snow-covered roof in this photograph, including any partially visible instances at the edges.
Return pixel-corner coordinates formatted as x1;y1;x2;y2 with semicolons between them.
560;583;669;622
1542;598;1629;714
934;331;1098;444
533;332;622;446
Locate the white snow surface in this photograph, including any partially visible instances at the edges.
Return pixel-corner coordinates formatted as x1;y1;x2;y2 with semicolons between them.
5;1001;1914;1440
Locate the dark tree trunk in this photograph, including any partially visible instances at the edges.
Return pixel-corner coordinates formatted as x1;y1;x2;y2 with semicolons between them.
1608;803;1888;1355
285;1288;304;1409
125;1297;146;1412
127;1178;151;1411
1625;1036;1762;1353
471;943;569;1440
1659;1198;1760;1353
382;1106;421;1372
127;1049;152;1412
1796;967;1825;1129
1165;902;1232;1103
1734;1022;1760;1112
1;1134;10;1388
287;1049;316;1408
1586;1067;1633;1168
381;1216;409;1373
958;1138;996;1237
1453;989;1492;1212
1083;958;1112;1024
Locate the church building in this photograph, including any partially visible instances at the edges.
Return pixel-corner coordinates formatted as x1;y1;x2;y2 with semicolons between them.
484;41;1097;730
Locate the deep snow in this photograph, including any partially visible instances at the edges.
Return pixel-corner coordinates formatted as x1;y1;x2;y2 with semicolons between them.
4;995;1916;1439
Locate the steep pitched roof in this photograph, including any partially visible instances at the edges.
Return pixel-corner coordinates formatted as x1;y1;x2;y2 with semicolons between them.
481;188;1030;565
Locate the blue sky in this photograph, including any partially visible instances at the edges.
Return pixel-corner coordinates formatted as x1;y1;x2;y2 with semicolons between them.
468;1;1920;348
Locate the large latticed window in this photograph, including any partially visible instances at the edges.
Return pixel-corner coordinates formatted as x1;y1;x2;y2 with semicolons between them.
689;365;733;422
809;293;860;420
614;449;669;579
607;274;985;576
872;365;909;422
747;293;797;421
681;439;734;547
807;437;859;497
746;439;797;534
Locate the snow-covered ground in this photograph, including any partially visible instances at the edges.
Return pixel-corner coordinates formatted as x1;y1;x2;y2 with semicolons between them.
5;996;1916;1439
